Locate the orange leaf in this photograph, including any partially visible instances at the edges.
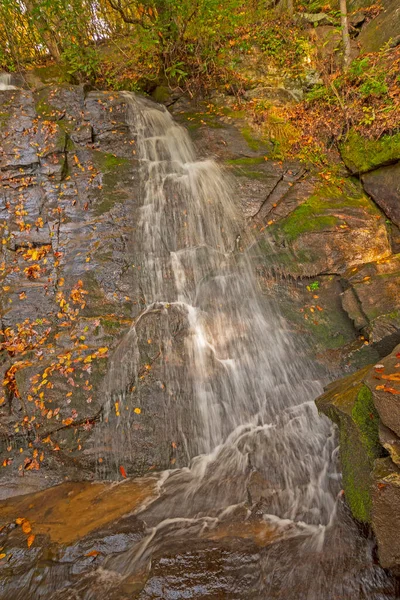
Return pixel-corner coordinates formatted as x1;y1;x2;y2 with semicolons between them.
381;373;400;382
27;534;35;548
85;550;100;557
22;520;32;534
119;465;127;479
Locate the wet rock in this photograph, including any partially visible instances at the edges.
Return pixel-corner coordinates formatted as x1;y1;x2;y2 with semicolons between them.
316;367;384;523
379;423;400;467
365;343;400;437
0;84;142;486
317;343;400;571
341;256;400;355
362;162;400;229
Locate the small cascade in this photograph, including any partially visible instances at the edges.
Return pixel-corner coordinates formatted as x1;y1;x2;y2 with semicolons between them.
0;72;17;90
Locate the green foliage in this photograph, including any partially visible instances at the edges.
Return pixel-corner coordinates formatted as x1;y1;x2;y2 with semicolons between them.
258;25;310;70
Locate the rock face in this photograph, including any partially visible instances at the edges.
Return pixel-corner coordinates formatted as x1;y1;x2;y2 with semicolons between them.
341;255;400;356
0;84;145;487
362;162;400;229
358;0;400;53
317;343;400;572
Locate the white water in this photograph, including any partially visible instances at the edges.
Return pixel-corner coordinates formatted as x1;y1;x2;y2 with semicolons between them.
0;73;17;90
98;92;338;541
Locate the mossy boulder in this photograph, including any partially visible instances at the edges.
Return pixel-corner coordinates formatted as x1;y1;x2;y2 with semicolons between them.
340;129;400;174
317;342;400;571
316;367;384;523
262;179;391;276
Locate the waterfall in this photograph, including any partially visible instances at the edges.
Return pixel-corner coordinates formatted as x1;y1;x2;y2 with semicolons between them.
99;92;337;530
0;72;17;90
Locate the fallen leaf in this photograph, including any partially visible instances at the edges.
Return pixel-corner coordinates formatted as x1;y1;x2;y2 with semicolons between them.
85;550;100;557
27;534;35;548
22;521;32;534
381;373;400;382
119;465;127;478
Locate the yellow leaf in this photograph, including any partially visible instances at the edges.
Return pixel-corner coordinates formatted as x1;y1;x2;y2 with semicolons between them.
134;407;141;414
0;553;6;559
15;518;25;526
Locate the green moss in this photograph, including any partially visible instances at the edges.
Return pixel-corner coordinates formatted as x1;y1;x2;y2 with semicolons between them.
0;111;10;127
94;152;129;172
36;98;57;119
219;107;246;119
32;64;72;84
179;111;223;131
317;372;384;523
340;129;400;174
270;179;380;242
241;126;262;151
92;151;132;215
152;85;170;103
231;167;266;179
352;385;381;459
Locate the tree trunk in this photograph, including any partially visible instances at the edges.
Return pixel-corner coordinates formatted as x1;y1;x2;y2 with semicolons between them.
287;0;294;17
340;0;351;70
24;0;63;61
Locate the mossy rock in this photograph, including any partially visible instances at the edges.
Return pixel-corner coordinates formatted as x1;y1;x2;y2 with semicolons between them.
340;130;400;174
30;64;73;86
92;150;132;215
151;85;170;104
269;179;374;243
316;366;385;522
259;178;390;276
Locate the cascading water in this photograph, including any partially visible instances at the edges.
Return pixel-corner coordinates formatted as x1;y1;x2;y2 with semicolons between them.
100;92;336;524
86;94;396;599
0;73;17;91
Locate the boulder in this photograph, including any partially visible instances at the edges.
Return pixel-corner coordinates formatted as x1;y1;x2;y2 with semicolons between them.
362;162;400;229
365;342;400;437
340;129;400;174
317;343;400;571
358;0;400;53
261;180;391;277
372;457;400;573
341;255;400;355
316;366;383;523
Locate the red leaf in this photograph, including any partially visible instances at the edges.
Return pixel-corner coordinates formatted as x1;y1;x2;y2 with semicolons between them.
119;465;127;479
